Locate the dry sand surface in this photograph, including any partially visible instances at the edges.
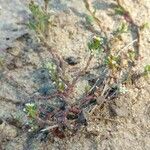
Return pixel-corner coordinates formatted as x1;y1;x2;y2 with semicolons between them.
0;0;150;150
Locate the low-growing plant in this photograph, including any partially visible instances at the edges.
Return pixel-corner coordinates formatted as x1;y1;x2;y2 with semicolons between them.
105;55;120;70
127;50;136;62
24;103;39;131
24;103;37;118
44;61;66;92
144;65;150;77
85;15;94;26
0;56;4;68
22;0;149;142
140;22;150;30
114;6;126;16
28;2;49;32
113;22;128;36
88;36;103;56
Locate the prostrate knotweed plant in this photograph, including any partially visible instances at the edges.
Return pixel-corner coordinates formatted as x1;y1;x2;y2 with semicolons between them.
23;0;149;141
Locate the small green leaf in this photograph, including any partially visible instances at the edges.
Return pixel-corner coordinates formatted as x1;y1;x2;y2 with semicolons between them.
85;15;94;25
24;103;37;118
44;61;65;91
114;6;126;15
58;81;65;92
28;1;50;34
140;22;150;30
0;56;4;68
84;84;91;93
105;55;120;70
144;65;150;73
113;22;128;36
88;36;103;55
128;50;136;61
45;62;55;73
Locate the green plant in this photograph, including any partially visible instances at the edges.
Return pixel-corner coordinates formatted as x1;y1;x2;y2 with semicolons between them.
44;61;57;80
144;65;150;76
24;103;37;118
22;0;149;142
105;55;120;70
115;0;140;60
127;50;136;62
113;22;128;36
114;6;126;15
0;56;4;68
85;15;94;26
44;61;65;92
28;1;50;34
88;36;103;56
23;103;38;131
140;22;150;30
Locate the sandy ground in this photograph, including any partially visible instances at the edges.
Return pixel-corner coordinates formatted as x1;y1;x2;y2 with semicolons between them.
0;0;150;150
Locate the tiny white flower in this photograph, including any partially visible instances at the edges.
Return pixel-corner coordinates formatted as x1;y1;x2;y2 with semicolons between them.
23;108;26;112
28;129;32;132
119;85;128;94
112;60;117;65
25;103;35;107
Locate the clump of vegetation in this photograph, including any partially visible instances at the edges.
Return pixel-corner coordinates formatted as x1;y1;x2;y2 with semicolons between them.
140;22;150;30
85;15;94;26
114;6;126;16
44;61;65;92
144;65;150;77
113;22;128;36
0;56;4;68
22;0;149;141
105;55;120;70
88;36;103;55
28;1;50;34
24;103;39;131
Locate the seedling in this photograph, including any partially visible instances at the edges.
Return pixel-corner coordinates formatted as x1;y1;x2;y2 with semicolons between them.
88;36;103;56
0;56;4;68
44;61;65;92
24;103;37;118
140;22;150;30
44;61;57;80
105;55;120;70
127;50;136;62
113;22;128;36
85;15;94;26
28;1;50;35
84;84;91;94
24;103;38;131
144;65;150;77
114;6;126;16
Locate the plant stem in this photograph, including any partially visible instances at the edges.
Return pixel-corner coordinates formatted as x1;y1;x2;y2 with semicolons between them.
115;0;141;60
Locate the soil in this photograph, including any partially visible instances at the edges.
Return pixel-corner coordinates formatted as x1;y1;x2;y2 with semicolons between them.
0;0;150;150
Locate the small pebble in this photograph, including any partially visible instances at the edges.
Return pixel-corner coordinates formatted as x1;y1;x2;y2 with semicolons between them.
65;56;79;65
